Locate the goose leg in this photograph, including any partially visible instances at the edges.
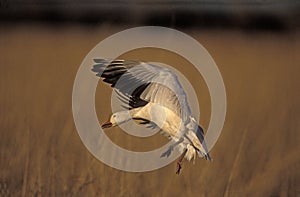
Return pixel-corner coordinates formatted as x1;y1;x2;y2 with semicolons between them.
176;148;188;175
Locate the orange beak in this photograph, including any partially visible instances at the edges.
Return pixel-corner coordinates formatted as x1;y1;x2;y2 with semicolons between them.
101;120;112;129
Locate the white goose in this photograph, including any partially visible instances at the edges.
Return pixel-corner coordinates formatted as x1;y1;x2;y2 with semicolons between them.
92;59;211;174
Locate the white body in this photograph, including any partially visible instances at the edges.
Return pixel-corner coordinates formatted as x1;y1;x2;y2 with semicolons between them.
130;103;208;161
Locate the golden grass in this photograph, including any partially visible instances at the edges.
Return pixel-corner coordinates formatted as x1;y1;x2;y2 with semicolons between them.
0;24;299;196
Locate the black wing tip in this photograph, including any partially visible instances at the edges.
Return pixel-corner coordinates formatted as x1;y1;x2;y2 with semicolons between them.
91;58;126;73
91;59;107;74
93;58;108;63
205;153;212;162
91;59;149;109
93;58;126;64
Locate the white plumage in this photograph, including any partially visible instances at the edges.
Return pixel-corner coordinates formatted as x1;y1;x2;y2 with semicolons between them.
92;59;211;174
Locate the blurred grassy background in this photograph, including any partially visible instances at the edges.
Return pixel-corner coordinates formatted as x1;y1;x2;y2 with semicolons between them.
1;1;300;196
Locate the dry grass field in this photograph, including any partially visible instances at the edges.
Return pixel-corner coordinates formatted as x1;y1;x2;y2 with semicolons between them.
0;24;299;196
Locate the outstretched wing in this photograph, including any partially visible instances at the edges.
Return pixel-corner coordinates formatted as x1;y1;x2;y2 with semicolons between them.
91;59;191;121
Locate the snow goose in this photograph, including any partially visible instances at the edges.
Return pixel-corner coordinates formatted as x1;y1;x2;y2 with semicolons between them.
92;59;211;174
